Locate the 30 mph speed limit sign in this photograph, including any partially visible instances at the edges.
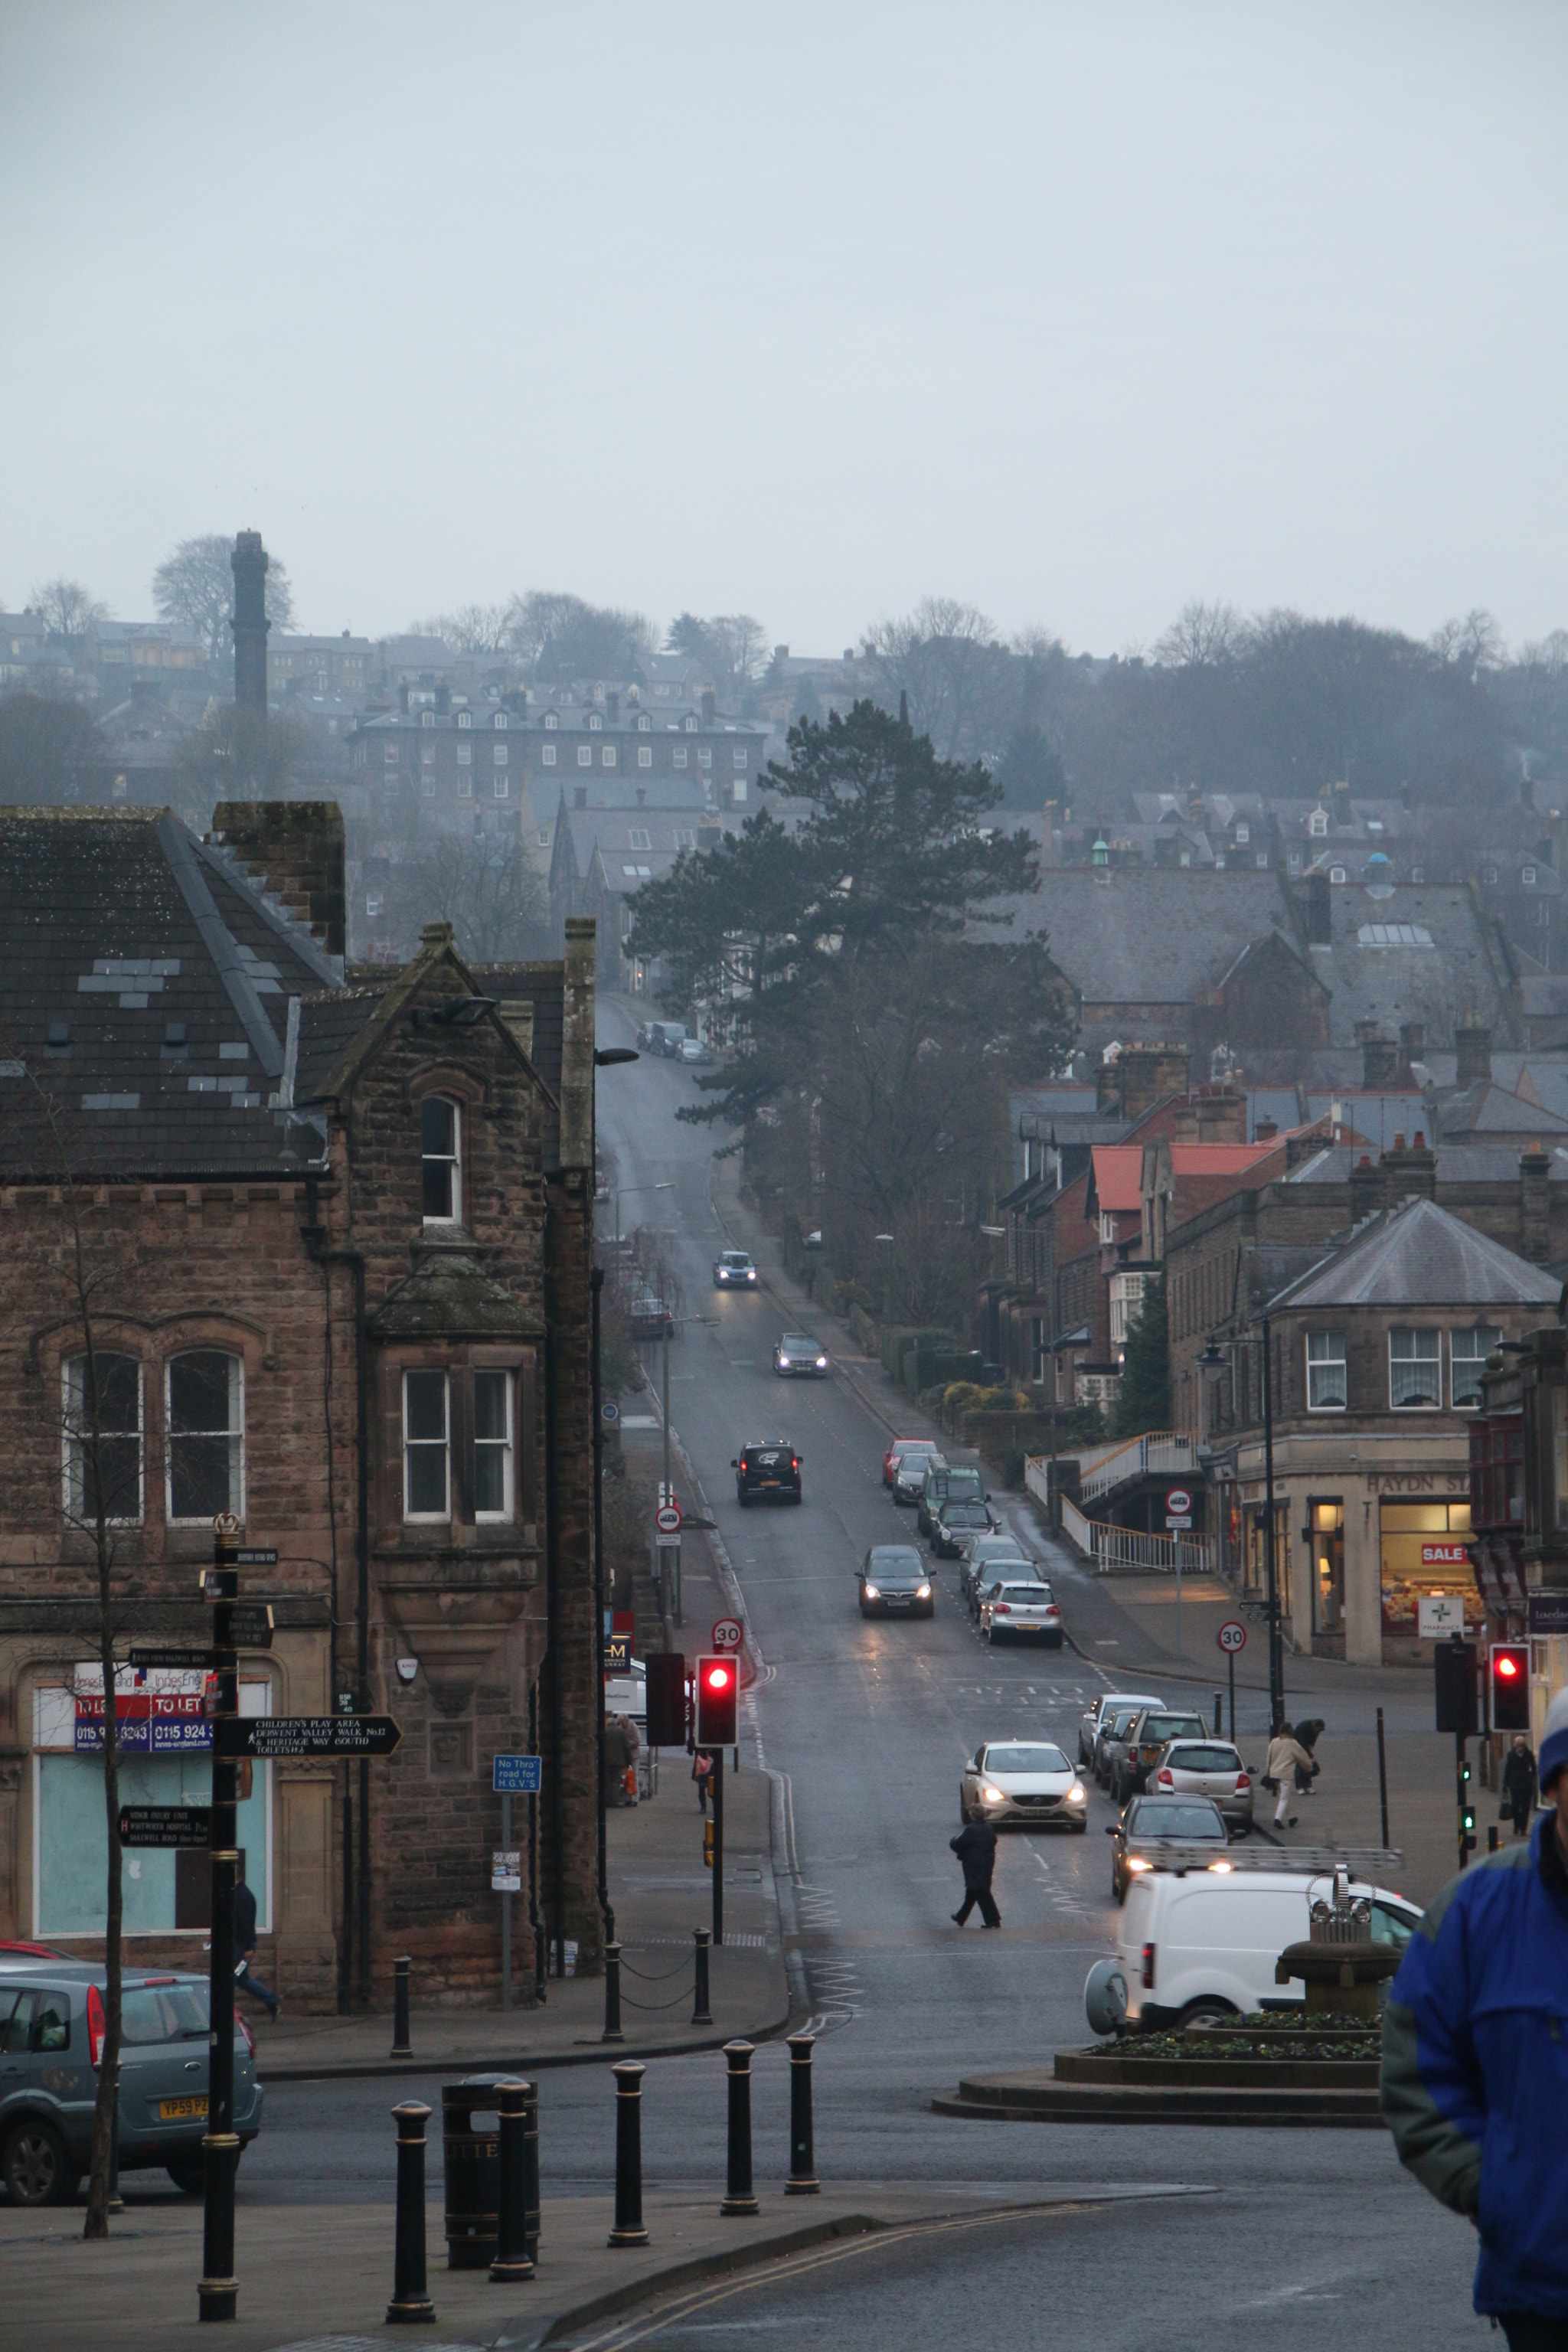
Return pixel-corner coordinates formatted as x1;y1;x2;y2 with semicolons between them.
1217;1620;1247;1655
711;1618;743;1652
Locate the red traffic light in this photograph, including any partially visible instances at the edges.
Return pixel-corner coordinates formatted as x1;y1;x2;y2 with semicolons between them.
1489;1642;1530;1733
696;1654;738;1745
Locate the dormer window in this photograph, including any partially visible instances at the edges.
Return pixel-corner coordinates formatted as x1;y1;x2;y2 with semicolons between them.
1524;865;1537;885
589;713;603;732
457;710;472;729
1485;866;1498;885
637;713;652;730
493;711;508;730
1235;822;1249;844
684;714;697;731
421;1096;462;1223
1308;808;1328;838
420;710;435;729
544;712;557;730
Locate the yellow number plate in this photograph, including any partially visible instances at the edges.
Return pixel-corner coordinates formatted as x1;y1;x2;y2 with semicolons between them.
158;2096;207;2119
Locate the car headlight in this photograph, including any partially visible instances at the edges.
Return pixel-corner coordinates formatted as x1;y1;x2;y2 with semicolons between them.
1207;1860;1233;1873
916;1583;931;1599
982;1785;1005;1804
1067;1783;1086;1802
863;1584;879;1599
746;1270;756;1281
816;1356;828;1368
1126;1856;1152;1873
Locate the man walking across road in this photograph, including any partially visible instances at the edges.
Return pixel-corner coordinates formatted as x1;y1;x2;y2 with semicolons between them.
1383;1687;1568;2348
950;1817;1001;1929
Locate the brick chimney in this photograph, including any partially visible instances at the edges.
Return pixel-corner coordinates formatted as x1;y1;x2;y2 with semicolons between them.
1521;1143;1551;1262
1397;1021;1425;1082
1349;1152;1383;1223
1174;1083;1247;1145
1455;1018;1494;1090
1102;1043;1190;1121
208;799;345;960
1383;1129;1437;1200
1303;871;1332;946
1356;1021;1400;1088
701;689;717;727
559;916;596;1173
1255;1116;1279;1142
231;530;270;720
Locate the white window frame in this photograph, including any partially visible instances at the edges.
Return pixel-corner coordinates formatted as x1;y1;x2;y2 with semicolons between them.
638;745;652;768
1451;1324;1501;1412
457;710;472;729
61;1354;145;1526
1390;1325;1442;1410
165;1351;246;1525
473;1369;514;1522
1305;1329;1347;1413
543;711;557;730
1030;1318;1046;1386
588;713;603;732
541;743;557;766
402;1370;450;1521
733;746;747;768
493;773;509;800
673;746;688;768
456;742;472;766
577;746;592;767
629;828;652;851
421;1095;462;1224
492;742;508;764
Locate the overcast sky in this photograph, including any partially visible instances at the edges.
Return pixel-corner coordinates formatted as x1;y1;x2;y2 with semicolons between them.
2;2;1564;656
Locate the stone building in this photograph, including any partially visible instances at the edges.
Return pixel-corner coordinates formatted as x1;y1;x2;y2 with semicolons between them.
0;800;599;2008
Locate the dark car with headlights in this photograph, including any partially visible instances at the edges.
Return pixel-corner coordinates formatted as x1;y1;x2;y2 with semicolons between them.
931;1496;998;1557
856;1544;933;1619
713;1250;759;1290
893;1446;945;1505
0;1962;263;2205
774;1332;828;1377
731;1439;802;1505
1109;1794;1230;1901
917;1462;985;1538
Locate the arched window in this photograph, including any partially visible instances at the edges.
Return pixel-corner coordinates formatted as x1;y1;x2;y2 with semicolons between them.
166;1351;245;1521
422;1096;462;1222
62;1354;143;1525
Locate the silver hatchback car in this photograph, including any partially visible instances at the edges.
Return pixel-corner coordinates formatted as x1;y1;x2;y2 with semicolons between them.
1148;1737;1256;1832
0;1962;263;2204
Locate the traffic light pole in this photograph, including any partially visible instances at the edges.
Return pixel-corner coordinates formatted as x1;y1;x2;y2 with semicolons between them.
200;1517;240;2322
1457;1732;1475;1873
712;1750;724;1949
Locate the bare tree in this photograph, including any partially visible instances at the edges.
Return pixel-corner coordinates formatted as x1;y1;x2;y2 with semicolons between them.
861;597;1001;758
0;690;101;802
421;603;513;656
1153;599;1246;668
30;578;110;644
153;537;296;666
665;612;767;697
1429;608;1506;676
505;592;658;682
172;702;315;824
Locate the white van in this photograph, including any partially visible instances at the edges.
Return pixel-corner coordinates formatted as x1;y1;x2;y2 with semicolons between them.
1117;1866;1422;2029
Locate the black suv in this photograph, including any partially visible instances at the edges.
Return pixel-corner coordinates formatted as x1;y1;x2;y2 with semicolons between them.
731;1440;802;1506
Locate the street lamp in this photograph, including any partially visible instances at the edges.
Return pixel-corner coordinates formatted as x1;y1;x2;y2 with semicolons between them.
1261;1315;1285;1734
612;1178;673;1253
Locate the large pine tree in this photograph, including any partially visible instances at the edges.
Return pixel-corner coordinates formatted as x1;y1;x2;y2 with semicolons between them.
1111;1278;1171;1438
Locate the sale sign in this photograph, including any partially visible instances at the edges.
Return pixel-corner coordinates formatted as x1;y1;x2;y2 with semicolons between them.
1420;1542;1470;1568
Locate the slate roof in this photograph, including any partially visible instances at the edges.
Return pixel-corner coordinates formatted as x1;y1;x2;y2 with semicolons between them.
972;868;1290;1006
1269;1196;1563;1312
1310;881;1516;1046
0;808;342;1178
1282;1143;1568;1187
1437;1081;1568;1140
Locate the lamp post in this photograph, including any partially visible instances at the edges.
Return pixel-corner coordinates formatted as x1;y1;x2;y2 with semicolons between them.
612;1178;673;1259
1195;1338;1227;1571
1261;1314;1285;1734
591;1046;641;1964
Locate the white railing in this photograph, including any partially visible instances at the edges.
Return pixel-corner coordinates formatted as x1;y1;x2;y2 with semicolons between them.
1024;1455;1214;1577
1060;1492;1095;1555
1078;1429;1197;1504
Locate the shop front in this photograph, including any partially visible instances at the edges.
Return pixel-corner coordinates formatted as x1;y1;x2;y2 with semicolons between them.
1379;1497;1482;1661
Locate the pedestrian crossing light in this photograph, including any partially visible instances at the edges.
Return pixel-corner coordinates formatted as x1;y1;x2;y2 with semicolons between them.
704;1818;715;1869
696;1656;737;1746
1489;1643;1531;1734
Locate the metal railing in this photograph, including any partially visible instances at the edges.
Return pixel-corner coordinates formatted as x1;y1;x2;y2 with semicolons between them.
1027;1460;1214;1576
1078;1430;1197;1505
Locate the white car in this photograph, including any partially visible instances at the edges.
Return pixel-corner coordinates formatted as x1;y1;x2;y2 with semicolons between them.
1079;1690;1165;1769
1116;1866;1422;2030
978;1578;1063;1647
960;1740;1088;1831
713;1250;758;1289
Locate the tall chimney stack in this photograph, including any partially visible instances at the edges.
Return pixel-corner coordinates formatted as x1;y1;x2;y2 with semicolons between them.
231;530;270;723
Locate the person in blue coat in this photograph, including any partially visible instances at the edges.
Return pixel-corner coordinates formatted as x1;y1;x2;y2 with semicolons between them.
1383;1685;1568;2347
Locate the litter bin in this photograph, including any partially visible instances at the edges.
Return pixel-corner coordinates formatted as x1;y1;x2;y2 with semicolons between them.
441;2076;506;2270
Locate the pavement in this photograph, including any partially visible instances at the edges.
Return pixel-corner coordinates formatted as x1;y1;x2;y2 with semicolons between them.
247;1767;788;2081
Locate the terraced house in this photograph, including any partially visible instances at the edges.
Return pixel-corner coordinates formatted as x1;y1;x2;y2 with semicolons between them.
0;800;601;2010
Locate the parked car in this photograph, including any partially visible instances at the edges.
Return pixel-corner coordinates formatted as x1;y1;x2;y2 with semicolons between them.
713;1250;759;1289
894;1448;946;1506
1116;1867;1422;2029
1109;1794;1230;1902
1112;1707;1211;1802
0;1961;263;2204
1149;1739;1255;1834
627;1291;674;1341
969;1561;1049;1625
678;1037;711;1065
1078;1691;1165;1771
774;1332;828;1377
917;1462;985;1537
959;1532;1036;1606
884;1437;941;1489
655;1023;688;1057
978;1579;1063;1646
959;1741;1087;1831
856;1544;933;1619
931;1496;998;1557
732;1440;802;1506
1094;1705;1151;1790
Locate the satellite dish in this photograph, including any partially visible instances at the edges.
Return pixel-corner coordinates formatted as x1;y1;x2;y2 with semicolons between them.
1083;1958;1129;2037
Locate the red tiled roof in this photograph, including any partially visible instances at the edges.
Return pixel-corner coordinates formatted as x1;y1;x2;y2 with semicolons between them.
1090;1145;1143;1211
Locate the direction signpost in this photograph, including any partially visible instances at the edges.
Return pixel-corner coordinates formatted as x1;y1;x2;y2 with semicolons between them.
492;1753;544;2011
1217;1618;1246;1742
215;1714;401;1759
119;1805;211;1849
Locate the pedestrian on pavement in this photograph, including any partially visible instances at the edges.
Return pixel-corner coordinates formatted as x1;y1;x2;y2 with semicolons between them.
1502;1734;1538;1840
692;1746;714;1815
1384;1685;1568;2347
1265;1723;1314;1829
1293;1717;1325;1798
949;1817;1001;1928
603;1713;638;1808
233;1860;279;2020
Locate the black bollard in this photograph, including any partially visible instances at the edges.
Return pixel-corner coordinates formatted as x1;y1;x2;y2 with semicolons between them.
1488;1824;1500;1854
720;2040;759;2216
692;1927;713;2026
391;1955;413;2060
609;2061;650;2246
489;2079;534;2284
521;2079;541;2265
603;1942;624;2043
785;2034;819;2195
386;2102;437;2324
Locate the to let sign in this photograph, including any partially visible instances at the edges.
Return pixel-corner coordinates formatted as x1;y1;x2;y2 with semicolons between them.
217;1714;401;1759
